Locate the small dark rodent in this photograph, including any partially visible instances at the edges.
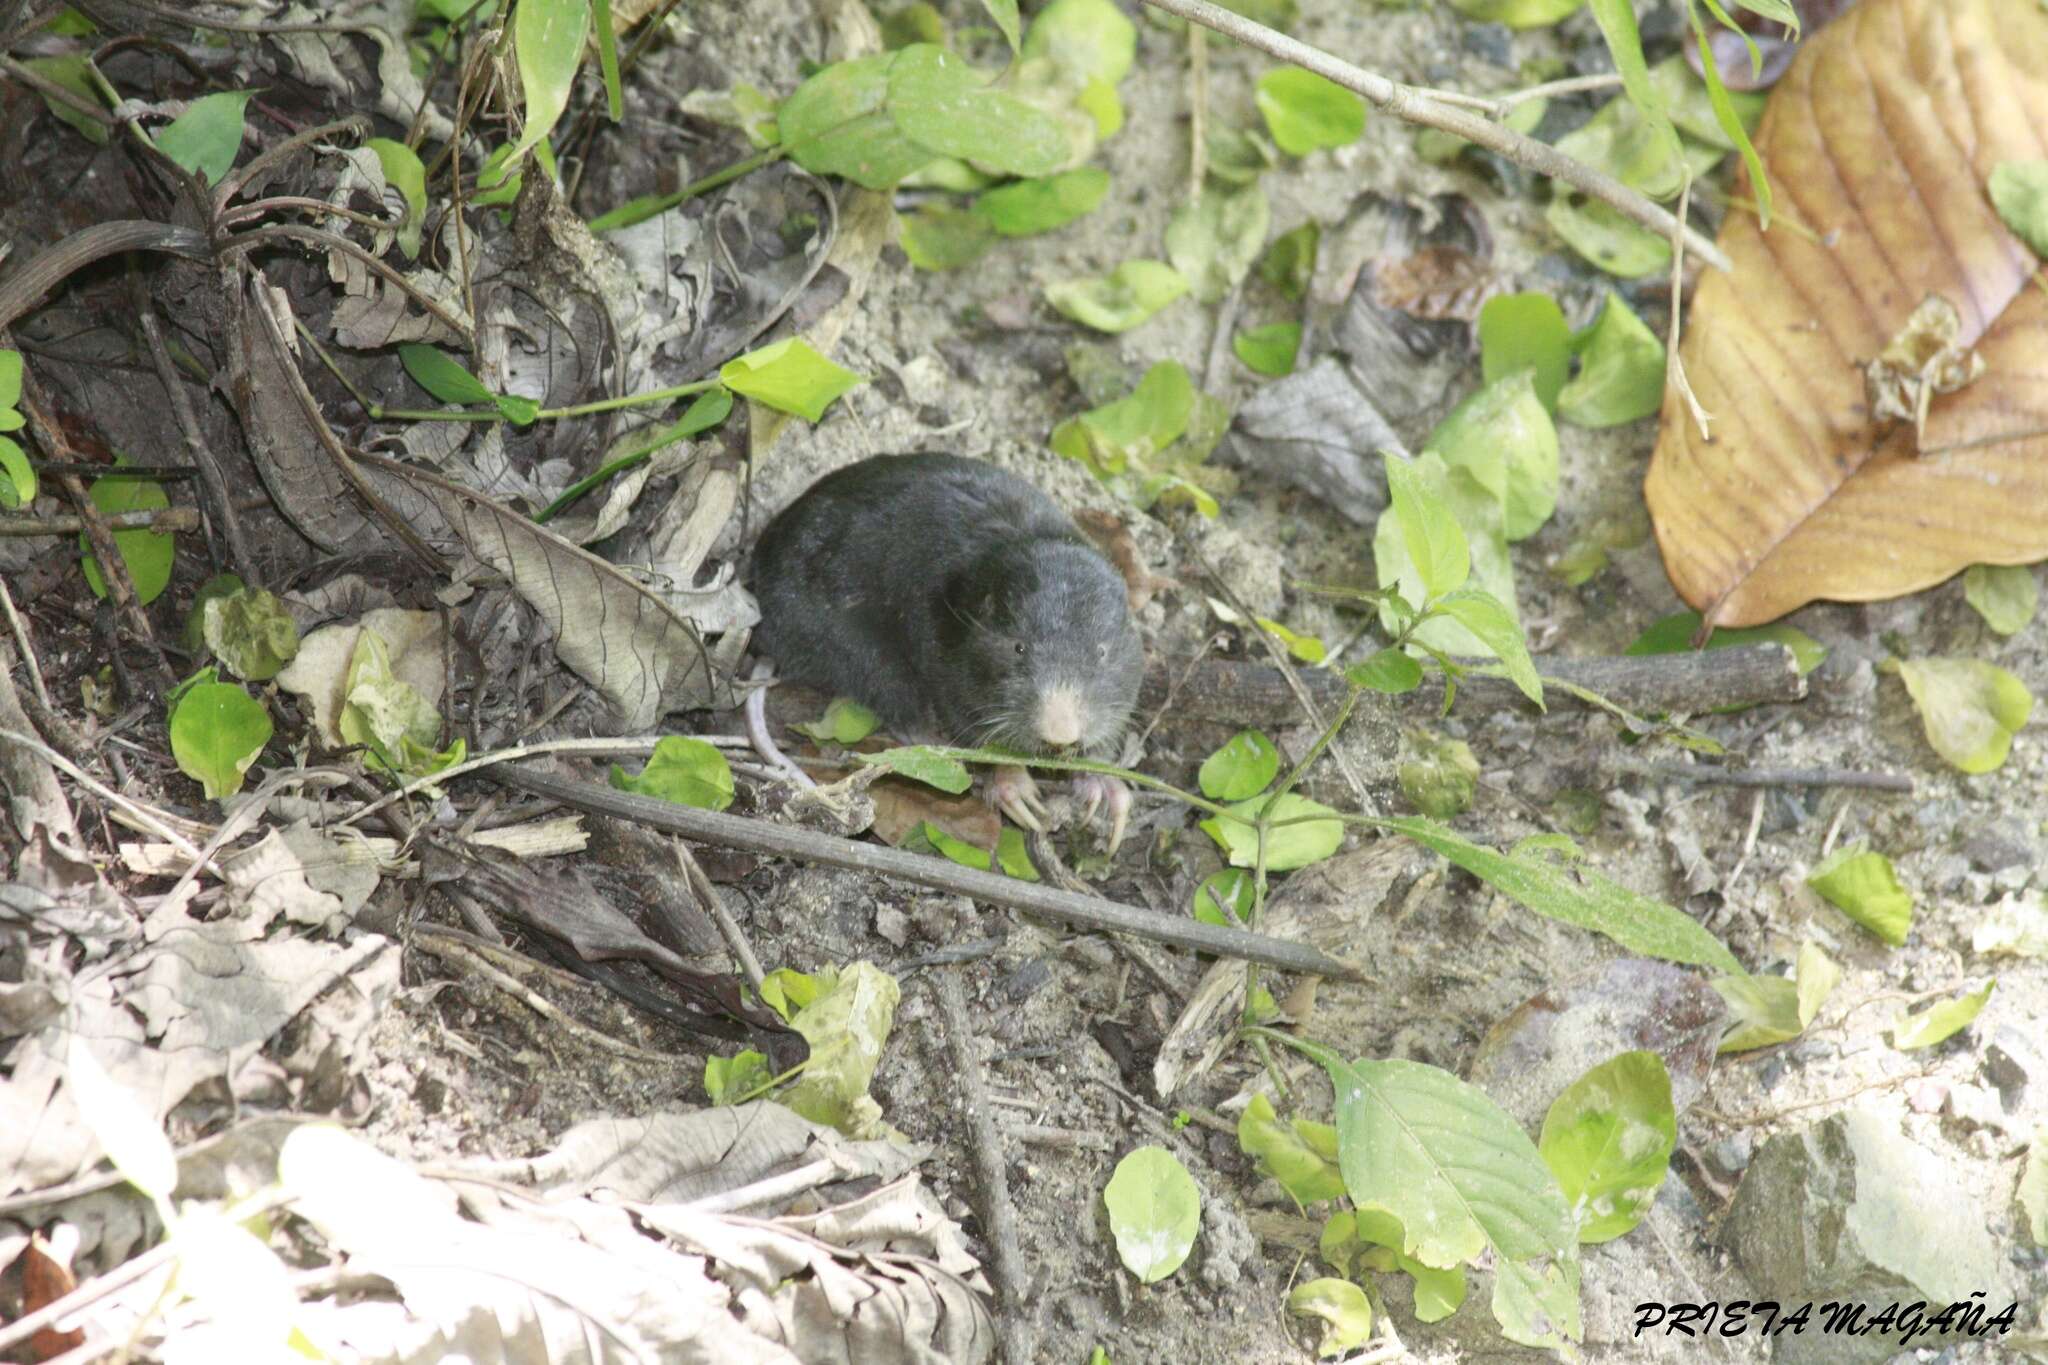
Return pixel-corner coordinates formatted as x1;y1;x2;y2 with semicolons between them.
750;453;1144;756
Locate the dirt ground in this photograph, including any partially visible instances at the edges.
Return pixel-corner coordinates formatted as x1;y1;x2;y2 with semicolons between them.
3;0;2046;1362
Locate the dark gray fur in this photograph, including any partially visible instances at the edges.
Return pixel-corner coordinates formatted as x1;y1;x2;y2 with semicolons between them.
750;453;1144;753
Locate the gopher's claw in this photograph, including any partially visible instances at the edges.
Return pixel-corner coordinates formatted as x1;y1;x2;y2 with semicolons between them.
990;764;1047;832
1072;773;1132;855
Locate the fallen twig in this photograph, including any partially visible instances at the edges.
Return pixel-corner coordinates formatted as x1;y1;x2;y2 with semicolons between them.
1623;761;1914;794
936;971;1034;1364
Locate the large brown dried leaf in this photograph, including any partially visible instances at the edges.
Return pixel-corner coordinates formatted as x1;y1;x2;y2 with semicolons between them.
1645;0;2048;628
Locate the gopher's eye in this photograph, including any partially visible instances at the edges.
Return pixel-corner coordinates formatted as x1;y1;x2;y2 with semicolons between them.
1013;640;1027;657
1096;642;1108;661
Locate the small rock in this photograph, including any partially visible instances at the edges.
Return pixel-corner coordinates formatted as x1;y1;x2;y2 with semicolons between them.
1984;1024;2040;1105
1708;1132;1753;1176
1459;22;1513;65
1906;1077;1949;1113
1961;821;2033;872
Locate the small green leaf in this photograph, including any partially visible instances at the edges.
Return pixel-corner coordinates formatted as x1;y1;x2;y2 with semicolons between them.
169;669;273;801
1232;322;1301;376
1258;222;1319;301
880;2;945;48
1964;564;2038;637
1200;792;1343;872
21;54;108;144
0;347;21;420
779;53;933;189
855;745;973;793
508;0;587;165
899;203;996;271
1478;292;1572;413
1794;940;1840;1029
1254;67;1366;157
1538;1051;1675;1244
885;45;1071;180
1199;729;1279;801
1052;360;1194;474
1583;0;1682;193
1625;610;1827;676
338;629;444;780
973;167;1109;236
1445;0;1586;28
493;394;541;427
1557;291;1666;427
201;584;300;682
1238;1093;1344;1205
1165;184;1271;304
400;344;495;406
1710;973;1798;1052
979;0;1021;51
79;466;174;606
704;1049;773;1104
1205;122;1277;185
797;697;880;744
1384;452;1469;601
921;820;992;871
609;736;735;811
1102;1145;1201;1283
1289;1278;1373;1357
1427;370;1560;542
1346;647;1423;695
1254;617;1325;664
1990;161;2048;258
995;826;1039;880
1545;195;1671;279
363;136;427;258
1044;260;1189;333
0;436;33;509
721;337;863;422
155;90;254;185
1891;656;2035;774
1022;0;1136;87
1891;979;1994;1051
1807;842;1914;946
1398;733;1479;819
1434;589;1542;706
1192;867;1254;925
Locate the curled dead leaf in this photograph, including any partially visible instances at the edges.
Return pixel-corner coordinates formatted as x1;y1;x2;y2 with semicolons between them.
1646;0;2048;627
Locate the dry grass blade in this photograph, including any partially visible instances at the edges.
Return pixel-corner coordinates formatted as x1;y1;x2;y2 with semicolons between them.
1646;0;2048;627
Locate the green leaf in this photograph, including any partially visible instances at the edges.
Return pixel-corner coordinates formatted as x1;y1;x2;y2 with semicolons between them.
155;90;254;185
995;826;1038;880
1199;729;1279;801
1044;260;1188;333
1427;369;1560;541
1434;589;1542;707
1398;733;1479;820
201;584;300;682
1963;564;2039;637
1346;647;1422;695
1254;617;1325;664
1102;1146;1201;1283
78;467;174;606
779;53;933;189
887;45;1070;179
1022;0;1136;87
880;3;944;49
1538;1051;1675;1244
338;628;443;779
1238;1093;1345;1205
1711;970;1801;1053
1232;322;1300;377
493;393;541;427
21;54;108;145
1807;842;1914;946
1205;121;1277;185
704;1049;774;1104
1478;292;1572;413
363;136;427;259
1891;657;2035;775
508;0;587;165
0;437;32;509
1794;940;1840;1028
978;0;1020;51
1052;360;1194;474
1192;867;1254;925
899;202;996;271
855;745;973;793
720;337;863;422
0;347;20;422
973;167;1109;236
1200;792;1343;872
1445;0;1585;28
1557;291;1665;427
779;962;900;1134
1258;222;1319;301
169;669;273;801
1685;6;1770;226
1254;67;1366;157
1891;979;1994;1051
797;697;880;744
1383;452;1469;601
1545;195;1670;279
1624;610;1827;676
1379;816;1743;973
1990;161;2048;258
1288;1278;1374;1357
609;736;735;811
400;344;495;406
1583;0;1682;193
920;820;992;871
1165;185;1271;304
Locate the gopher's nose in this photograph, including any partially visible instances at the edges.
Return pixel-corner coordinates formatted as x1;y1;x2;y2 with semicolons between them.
1036;685;1086;749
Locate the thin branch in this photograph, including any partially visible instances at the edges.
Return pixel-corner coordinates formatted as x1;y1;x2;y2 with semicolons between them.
1134;0;1732;273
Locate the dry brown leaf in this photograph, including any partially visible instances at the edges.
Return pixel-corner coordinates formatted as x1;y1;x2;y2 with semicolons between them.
1371;245;1500;324
1645;0;2048;627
